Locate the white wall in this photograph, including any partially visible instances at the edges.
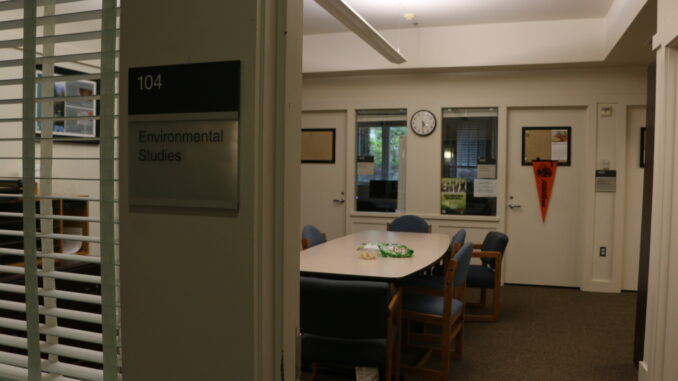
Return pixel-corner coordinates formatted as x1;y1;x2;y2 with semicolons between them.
302;66;646;292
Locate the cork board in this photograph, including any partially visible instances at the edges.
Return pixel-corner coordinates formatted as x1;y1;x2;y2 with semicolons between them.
522;126;571;166
301;129;335;163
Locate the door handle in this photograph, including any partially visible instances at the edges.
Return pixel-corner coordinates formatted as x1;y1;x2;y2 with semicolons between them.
508;203;522;209
333;199;345;204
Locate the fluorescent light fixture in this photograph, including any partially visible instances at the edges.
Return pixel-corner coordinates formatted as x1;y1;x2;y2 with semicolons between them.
314;0;406;64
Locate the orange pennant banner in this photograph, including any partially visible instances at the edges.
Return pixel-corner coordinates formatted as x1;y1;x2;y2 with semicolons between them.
532;161;558;222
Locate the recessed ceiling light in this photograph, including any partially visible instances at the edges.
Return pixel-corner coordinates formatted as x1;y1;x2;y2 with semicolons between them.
403;13;415;21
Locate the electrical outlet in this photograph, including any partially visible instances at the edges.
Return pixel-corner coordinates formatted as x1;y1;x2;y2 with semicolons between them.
600;247;607;257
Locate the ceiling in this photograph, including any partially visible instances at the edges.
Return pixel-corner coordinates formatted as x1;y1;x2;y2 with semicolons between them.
304;0;616;35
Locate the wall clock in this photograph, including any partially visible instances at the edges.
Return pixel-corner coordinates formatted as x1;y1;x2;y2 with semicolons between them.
410;109;436;136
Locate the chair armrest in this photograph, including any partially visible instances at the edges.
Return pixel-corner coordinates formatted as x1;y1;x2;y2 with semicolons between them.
388;288;402;314
472;250;502;260
473;243;483;249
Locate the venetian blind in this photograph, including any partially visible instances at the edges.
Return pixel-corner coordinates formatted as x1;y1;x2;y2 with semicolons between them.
0;0;120;379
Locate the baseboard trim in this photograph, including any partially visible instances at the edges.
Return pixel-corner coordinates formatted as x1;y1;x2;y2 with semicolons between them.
503;282;579;290
638;361;649;381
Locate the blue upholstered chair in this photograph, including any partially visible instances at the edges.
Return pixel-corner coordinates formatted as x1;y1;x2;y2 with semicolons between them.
399;229;466;289
387;215;431;233
465;231;509;322
300;277;401;381
301;224;327;249
400;242;473;380
434;229;466;276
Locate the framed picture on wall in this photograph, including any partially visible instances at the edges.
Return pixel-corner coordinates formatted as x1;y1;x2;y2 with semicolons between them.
521;126;572;166
36;65;99;142
301;129;335;163
640;127;646;168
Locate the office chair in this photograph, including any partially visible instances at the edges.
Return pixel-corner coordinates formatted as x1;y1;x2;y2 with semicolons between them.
387;215;431;233
301;224;327;249
400;242;473;380
300;277;401;381
465;231;509;322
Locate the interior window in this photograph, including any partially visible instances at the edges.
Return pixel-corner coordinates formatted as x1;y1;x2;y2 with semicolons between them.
441;107;498;216
355;109;407;212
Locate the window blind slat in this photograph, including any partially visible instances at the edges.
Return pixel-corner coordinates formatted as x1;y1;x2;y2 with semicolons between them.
0;300;27;313
42;361;103;381
0;316;27;331
37;52;110;65
36;73;102;83
0;248;25;256
38;253;102;264
0;283;26;294
0;229;101;243
0;58;22;68
37;9;104;25
0;352;100;380
0;264;25;275
0;212;107;224
40;325;102;345
37;270;101;285
0;336;104;364
0;0;88;12
0;333;28;350
39;289;101;305
0;362;29;380
0;283;101;305
41;343;103;364
40;307;101;325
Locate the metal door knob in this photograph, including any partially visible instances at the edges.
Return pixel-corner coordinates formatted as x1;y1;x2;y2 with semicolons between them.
508;203;522;209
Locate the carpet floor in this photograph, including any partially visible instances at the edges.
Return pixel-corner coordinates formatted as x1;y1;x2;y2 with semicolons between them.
305;284;638;381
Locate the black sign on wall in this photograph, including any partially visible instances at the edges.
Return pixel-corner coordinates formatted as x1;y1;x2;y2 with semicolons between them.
128;61;240;115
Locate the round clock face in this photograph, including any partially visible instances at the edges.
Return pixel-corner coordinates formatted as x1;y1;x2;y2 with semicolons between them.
410;110;436;136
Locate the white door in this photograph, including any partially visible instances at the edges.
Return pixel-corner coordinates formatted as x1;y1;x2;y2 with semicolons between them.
505;107;587;287
301;111;347;240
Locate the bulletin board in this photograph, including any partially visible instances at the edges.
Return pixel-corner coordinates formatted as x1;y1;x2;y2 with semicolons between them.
522;126;571;166
301;128;335;163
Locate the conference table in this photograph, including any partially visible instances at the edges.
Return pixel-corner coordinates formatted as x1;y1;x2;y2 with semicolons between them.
300;230;451;280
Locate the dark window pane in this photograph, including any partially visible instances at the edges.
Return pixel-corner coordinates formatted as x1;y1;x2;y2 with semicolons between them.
441;108;498;216
355;111;406;212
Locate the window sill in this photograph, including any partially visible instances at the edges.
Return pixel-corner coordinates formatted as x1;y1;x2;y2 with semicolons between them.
350;211;500;223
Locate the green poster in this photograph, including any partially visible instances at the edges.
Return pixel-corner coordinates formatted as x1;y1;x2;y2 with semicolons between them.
441;178;467;211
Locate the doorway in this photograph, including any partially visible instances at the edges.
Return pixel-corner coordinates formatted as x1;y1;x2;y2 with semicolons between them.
505;107;587;287
301;111;347;240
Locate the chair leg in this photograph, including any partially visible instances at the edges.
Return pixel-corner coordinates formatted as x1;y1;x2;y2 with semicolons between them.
465;287;500;322
480;287;487;307
454;320;463;359
394;326;401;381
439;324;451;381
309;363;318;381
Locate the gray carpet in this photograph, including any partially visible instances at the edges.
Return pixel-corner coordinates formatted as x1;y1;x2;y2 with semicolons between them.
305;285;638;381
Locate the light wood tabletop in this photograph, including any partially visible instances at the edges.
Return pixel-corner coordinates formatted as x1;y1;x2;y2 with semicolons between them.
300;230;451;280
